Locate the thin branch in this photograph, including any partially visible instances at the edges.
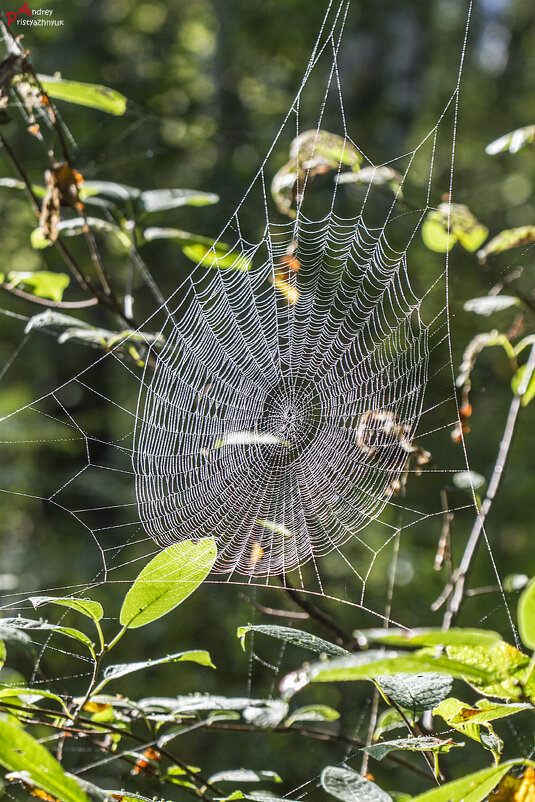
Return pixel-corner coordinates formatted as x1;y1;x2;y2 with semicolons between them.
440;342;535;628
238;592;310;619
2;283;99;309
206;721;433;781
277;575;358;650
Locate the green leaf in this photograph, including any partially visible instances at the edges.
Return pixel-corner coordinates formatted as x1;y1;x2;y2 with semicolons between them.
337;166;402;196
354;627;500;648
486;125;535;155
452;471;486;491
255;519;292;539
38;74;127;116
422;203;488;253
1;617;94;654
54;217;131;249
29;595;103;622
119;538;217;628
4;270;70;301
0;638;5;669
433;698;503;761
0;686;69;715
375;673;452;713
279;650;495;700
182;243;251;271
511;364;535;406
477;225;535;262
237;625;348;657
97;650;214;691
321;766;393;802
80;180;141;203
456;330;515;387
271;130;362;217
448;698;530;725
0;719;90;802
362;737;462;762
463;296;519;315
0;177;47;198
285;705;340;726
409;759;535;802
518;578;535;649
445;641;530;700
208;770;281;785
140;188;219;212
24;311;92;335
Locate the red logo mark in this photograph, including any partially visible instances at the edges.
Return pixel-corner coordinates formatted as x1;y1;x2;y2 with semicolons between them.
6;2;32;26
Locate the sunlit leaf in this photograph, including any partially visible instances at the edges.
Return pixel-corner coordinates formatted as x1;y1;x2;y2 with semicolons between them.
24;311;92;335
279;650;495;700
255;519;292;539
456;330;515;387
183;243;251;271
410;759;535;802
488;766;535;802
422;203;488;253
285;704;340;726
0;177;47;198
4;270;69;301
449;699;530;725
452;471;486;490
464;296;519;316
477;225;535;263
485;125;535;155
511;364;535;407
354;627;500;648
97;650;214;690
119;539;217;628
362;736;461;762
29;596;103;622
518;579;535;650
38;74;127;116
238;625;348;657
0;618;94;654
433;698;503;761
272;129;362;217
321;766;393;802
208;770;281;785
337;166;402;196
376;673;453;713
0;687;69;715
0;720;90;802
140;188;219;212
445;641;530;700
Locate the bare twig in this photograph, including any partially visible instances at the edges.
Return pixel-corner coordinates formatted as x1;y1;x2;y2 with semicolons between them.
2;283;99;308
440;342;535;628
276;575;358;650
238;592;310;619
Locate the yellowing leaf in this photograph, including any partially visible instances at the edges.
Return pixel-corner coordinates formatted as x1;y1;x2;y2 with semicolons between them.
422;203;488;253
477;226;535;263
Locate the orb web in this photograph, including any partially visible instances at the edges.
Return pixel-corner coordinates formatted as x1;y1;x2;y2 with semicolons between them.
134;204;429;575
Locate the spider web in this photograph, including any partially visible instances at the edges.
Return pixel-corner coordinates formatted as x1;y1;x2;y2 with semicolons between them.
0;0;500;613
0;0;531;795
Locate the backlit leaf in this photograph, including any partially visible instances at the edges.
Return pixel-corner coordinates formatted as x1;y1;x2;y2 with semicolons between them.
511;364;535;407
140;188;219;212
518;578;535;649
119;539;217;628
0;720;90;802
410;759;535;802
477;226;535;262
29;596;103;622
4;270;69;301
485;125;535;155
38;74;127;116
464;296;519;316
285;704;340;725
362;736;462;762
445;641;530;700
98;650;214;689
422;203;488;253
